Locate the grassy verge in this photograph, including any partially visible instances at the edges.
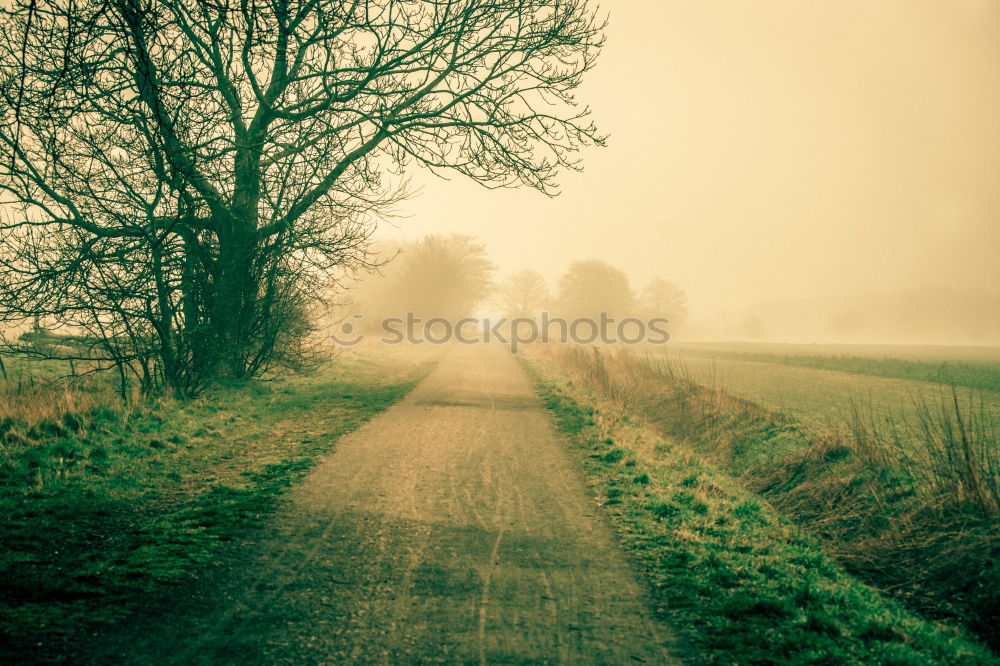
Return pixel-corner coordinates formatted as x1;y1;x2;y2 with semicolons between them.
0;349;435;664
587;347;999;649
673;349;1000;394
521;348;997;665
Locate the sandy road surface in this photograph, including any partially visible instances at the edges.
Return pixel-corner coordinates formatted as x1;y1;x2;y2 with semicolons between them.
86;344;684;665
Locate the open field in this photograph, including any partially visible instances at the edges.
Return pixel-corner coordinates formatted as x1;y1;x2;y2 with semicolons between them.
667;341;1000;394
652;343;1000;434
671;341;1000;362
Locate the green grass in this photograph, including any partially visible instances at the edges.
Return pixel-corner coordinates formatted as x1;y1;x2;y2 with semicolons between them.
0;350;434;664
522;350;997;665
645;350;1000;441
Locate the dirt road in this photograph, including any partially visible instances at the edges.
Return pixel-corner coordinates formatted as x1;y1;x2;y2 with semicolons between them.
88;344;684;665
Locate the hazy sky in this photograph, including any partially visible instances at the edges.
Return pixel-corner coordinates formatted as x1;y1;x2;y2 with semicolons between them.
381;0;1000;327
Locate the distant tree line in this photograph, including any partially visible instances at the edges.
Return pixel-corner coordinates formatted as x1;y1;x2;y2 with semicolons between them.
349;237;689;338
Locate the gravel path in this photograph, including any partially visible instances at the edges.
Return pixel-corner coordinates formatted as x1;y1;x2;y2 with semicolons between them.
86;344;684;665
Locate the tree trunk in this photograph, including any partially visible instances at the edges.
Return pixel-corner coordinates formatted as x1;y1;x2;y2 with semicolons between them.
214;155;262;379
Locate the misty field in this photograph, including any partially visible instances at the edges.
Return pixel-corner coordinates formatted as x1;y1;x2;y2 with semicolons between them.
659;342;1000;432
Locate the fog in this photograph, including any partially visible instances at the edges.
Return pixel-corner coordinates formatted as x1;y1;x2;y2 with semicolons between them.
374;0;1000;345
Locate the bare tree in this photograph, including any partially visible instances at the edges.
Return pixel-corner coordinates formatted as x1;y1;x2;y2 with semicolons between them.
498;269;549;318
556;259;633;319
640;278;688;324
0;0;605;392
352;234;495;324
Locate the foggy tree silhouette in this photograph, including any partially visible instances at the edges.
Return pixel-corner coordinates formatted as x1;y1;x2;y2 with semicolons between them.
556;259;634;320
641;278;689;324
352;234;495;324
0;0;605;393
498;270;550;319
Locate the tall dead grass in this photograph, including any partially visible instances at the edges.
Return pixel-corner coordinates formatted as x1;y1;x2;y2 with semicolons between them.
1;386;98;428
0;362;127;451
855;388;999;517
